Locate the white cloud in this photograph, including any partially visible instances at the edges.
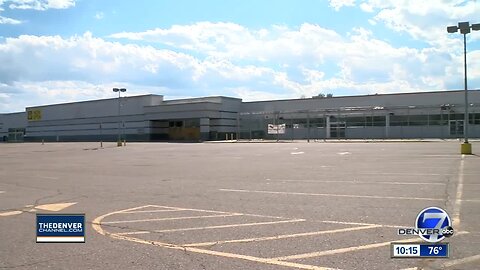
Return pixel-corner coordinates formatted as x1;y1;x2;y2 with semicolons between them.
329;0;356;11
2;19;479;112
360;2;374;12
0;15;21;24
0;80;157;112
95;11;104;20
231;87;294;101
109;23;456;94
7;0;75;10
357;0;480;48
0;0;75;24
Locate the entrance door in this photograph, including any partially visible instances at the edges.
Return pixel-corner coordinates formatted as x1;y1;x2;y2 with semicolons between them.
330;122;346;139
449;120;464;137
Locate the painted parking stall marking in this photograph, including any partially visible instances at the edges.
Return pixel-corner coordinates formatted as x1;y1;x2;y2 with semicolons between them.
218;188;445;201
0;202;78;218
94;204;459;270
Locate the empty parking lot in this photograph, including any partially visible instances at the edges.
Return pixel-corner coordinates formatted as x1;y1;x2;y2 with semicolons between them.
0;141;479;269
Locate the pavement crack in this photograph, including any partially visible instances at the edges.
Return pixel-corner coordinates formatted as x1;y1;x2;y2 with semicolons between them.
30;189;63;210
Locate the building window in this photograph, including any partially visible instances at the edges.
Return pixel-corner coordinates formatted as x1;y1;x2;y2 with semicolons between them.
408;115;428;126
346;116;365;127
469;113;480;125
450;113;464;120
428;114;447;126
390;115;409;126
309;118;325;128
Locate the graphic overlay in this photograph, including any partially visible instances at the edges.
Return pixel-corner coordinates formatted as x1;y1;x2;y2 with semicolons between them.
36;214;85;243
415;207;453;243
391;243;449;258
393;207;453;258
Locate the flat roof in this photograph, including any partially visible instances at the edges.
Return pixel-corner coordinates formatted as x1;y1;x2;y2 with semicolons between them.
243;89;480;104
25;94;164;109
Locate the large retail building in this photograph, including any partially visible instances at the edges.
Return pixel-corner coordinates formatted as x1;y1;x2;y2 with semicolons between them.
1;90;480;142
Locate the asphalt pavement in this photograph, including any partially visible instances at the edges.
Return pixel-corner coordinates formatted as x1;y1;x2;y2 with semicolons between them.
0;141;479;270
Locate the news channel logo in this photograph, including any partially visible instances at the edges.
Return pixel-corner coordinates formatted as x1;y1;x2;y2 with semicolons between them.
36;214;85;243
398;207;454;243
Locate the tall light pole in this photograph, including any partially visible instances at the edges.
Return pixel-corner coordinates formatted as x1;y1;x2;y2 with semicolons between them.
447;21;479;154
113;88;127;147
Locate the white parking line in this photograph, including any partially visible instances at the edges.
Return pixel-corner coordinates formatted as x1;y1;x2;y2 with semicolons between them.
39;176;59;180
0;191;4;194
453;156;465;229
461;199;480;203
115;219;306;236
442;254;480;268
266;179;446;186
102;213;244;224
272;237;421;261
148;204;293;220
184;225;380;247
93;205;339;270
118;209;185;214
147;205;241;215
360;172;477;176
219;188;444;201
110;233;339;270
273;231;469;261
0;210;23;217
319;220;406;229
290;152;305;155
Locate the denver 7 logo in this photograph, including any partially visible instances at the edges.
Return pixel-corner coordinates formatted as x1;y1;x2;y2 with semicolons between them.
416;207;452;243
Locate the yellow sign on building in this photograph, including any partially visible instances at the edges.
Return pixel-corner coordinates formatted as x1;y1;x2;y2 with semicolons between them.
27;109;42;121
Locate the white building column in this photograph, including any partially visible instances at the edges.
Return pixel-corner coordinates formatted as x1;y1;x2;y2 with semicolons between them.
385;113;391;139
200;118;210;141
326;115;331;139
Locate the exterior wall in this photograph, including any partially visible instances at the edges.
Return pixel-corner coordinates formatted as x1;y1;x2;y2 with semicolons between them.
0;112;27;142
23;95;162;142
1;90;479;142
239;90;480;140
145;97;242;140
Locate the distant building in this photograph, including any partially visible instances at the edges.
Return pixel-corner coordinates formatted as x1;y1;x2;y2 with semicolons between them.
1;90;479;142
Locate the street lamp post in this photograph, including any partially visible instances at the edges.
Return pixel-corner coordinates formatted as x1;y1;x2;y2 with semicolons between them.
447;21;479;154
113;88;127;147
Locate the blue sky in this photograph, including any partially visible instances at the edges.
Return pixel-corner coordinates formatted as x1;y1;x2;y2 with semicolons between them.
0;0;480;112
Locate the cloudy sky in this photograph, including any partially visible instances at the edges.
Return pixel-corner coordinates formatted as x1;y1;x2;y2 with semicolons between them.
0;0;479;112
